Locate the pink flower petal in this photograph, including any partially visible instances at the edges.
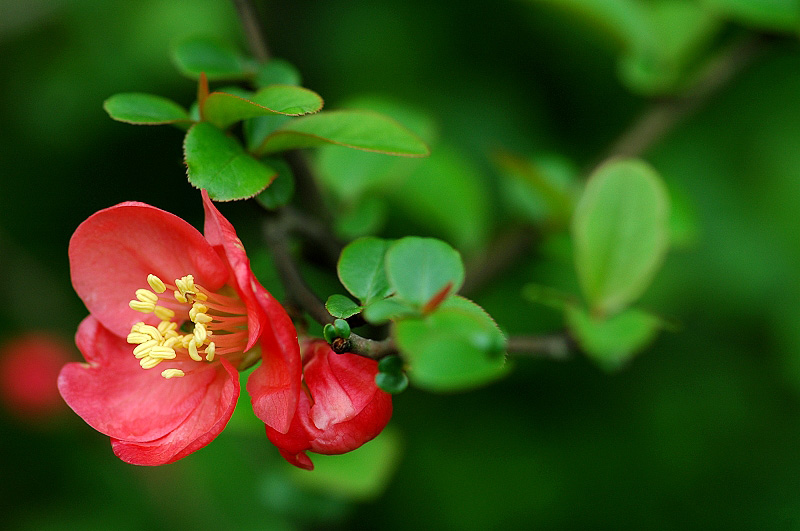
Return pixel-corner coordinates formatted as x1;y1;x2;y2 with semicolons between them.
58;316;219;443
247;289;301;434
111;357;239;465
69;202;228;338
201;190;266;351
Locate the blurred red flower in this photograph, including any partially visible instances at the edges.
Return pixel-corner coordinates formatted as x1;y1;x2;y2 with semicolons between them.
0;334;71;419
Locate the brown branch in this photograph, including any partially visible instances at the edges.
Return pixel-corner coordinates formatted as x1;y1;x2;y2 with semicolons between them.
603;34;765;162
232;0;270;61
506;333;573;360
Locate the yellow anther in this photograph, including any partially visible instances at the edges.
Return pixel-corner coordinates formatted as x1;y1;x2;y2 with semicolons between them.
140;357;162;369
188;340;202;362
154;306;175;320
163;337;179;349
205;342;216;362
193;286;208;301
180;334;193;349
161;369;185;379
193;312;213;324
193;323;207;344
147;274;167;294
126;332;151;344
129;300;155;313
157;321;177;335
174;290;188;304
188;303;208;321
135;289;158;304
132;339;158;358
176;275;195;293
138;325;163;342
149;346;177;359
131;322;145;332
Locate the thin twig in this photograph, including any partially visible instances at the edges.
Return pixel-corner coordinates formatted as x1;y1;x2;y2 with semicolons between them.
506;334;573;360
603;34;765;162
232;0;270;61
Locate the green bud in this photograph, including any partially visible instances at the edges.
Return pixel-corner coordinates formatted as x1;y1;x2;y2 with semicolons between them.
378;355;404;375
375;371;409;394
323;323;337;343
333;318;351;339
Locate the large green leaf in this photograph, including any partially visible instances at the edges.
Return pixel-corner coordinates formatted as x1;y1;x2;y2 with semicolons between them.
253;110;430;157
103;93;191;125
385;237;465;308
394;296;507;392
572;159;670;316
566;304;661;370
203;85;324;129
184;122;277;201
337;237;393;304
171;36;251;80
389;146;491;253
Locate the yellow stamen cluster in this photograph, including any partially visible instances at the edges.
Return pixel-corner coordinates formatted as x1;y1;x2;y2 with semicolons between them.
127;274;219;379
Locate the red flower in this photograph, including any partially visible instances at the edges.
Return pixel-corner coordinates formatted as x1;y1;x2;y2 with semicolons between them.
265;340;393;470
0;334;71;419
59;191;300;465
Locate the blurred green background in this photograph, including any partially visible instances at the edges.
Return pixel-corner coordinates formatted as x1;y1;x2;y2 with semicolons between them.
2;0;800;528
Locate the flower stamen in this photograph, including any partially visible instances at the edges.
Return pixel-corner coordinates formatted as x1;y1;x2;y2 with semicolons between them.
127;273;249;379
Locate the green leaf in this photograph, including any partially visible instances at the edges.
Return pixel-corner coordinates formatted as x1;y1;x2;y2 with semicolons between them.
394;297;507;392
172;36;251;80
184;122;277;201
256;58;302;87
255;157;294;210
702;0;800;31
289;427;402;501
389;146;491;253
566;305;660;370
203;85;323;129
385;237;465;308
337;237;393;304
254;110;430;157
334;197;388;240
325;294;362;319
362;298;418;325
103;93;191;125
571;158;670;316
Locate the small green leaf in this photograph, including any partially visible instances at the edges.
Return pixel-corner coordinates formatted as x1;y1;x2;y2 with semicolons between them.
203;86;323;129
103;93;191;125
385;237;465;308
566;304;661;371
325;294;362;319
572;159;670;316
394;297;507;392
184;122;277;201
375;371;409;394
254;110;430;157
289;427;402;501
255;157;294;210
362;298;417;325
337;237;393;304
172;36;251;80
256;58;302;87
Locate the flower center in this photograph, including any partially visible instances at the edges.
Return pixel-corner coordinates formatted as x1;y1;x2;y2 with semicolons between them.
126;274;248;379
